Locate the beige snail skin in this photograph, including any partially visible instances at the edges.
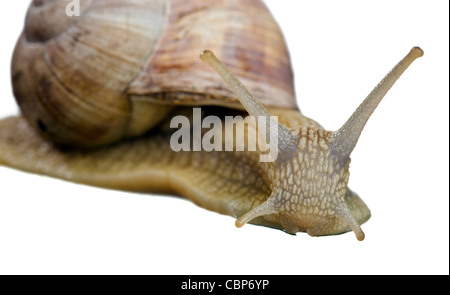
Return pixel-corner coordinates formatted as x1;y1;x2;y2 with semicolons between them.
0;0;423;240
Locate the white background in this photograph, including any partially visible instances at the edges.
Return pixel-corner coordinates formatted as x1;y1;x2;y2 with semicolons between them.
0;1;448;275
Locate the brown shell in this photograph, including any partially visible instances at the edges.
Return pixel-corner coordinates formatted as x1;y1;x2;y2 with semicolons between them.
12;0;296;147
129;0;296;109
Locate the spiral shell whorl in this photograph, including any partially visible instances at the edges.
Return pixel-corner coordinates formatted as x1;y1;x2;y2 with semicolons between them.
25;0;93;42
12;0;168;147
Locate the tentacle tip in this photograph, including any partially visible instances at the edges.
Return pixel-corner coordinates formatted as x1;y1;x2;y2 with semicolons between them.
235;218;246;228
355;230;365;241
234;199;278;229
200;50;214;61
411;46;424;58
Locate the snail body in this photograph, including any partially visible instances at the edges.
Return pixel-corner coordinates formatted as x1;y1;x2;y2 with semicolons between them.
0;0;423;240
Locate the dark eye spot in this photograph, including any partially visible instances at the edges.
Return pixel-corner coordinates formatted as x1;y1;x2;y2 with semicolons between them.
32;0;44;7
12;71;22;83
37;119;47;132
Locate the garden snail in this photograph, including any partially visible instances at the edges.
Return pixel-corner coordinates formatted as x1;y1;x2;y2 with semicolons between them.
0;0;423;241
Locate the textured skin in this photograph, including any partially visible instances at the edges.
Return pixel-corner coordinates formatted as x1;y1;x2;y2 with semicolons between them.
262;126;370;237
0;107;370;237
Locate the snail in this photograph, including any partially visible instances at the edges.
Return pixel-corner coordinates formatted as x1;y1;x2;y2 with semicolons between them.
0;0;423;241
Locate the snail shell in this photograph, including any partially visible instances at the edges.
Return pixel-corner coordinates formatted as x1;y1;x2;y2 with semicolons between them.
12;0;296;147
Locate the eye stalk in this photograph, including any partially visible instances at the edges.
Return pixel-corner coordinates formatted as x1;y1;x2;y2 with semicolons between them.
331;47;424;159
200;50;297;156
